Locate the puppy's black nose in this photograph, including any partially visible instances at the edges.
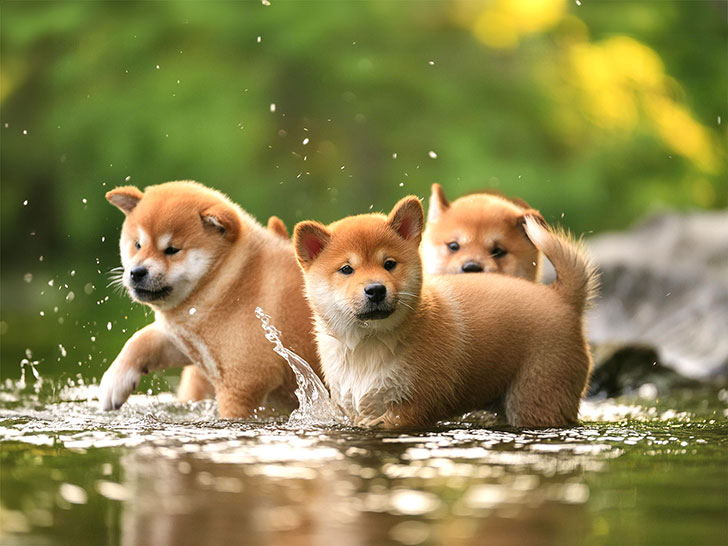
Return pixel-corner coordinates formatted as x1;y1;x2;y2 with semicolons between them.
130;266;148;282
364;283;387;303
461;262;484;273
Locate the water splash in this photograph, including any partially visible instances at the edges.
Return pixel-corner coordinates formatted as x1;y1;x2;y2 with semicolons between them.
255;307;346;425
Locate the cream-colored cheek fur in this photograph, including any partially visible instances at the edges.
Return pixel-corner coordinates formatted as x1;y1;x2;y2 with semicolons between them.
162;249;213;309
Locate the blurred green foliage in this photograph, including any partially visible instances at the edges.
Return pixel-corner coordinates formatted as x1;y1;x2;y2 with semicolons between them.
1;0;725;381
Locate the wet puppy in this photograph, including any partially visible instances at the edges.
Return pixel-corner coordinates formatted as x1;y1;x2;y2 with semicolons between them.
294;197;596;428
176;213;291;403
98;181;319;417
422;183;543;280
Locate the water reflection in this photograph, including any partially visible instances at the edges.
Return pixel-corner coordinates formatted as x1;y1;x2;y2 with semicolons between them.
0;387;726;546
116;449;592;546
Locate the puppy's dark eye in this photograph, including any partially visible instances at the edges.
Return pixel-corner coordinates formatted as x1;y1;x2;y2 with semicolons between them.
384;260;397;271
447;241;460;252
164;246;180;255
491;247;507;258
339;265;354;275
134;241;141;250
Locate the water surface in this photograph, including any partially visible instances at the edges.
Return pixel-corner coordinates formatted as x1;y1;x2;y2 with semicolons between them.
1;379;726;546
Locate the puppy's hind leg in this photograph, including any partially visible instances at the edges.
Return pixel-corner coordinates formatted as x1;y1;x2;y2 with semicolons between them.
177;365;215;402
505;352;590;428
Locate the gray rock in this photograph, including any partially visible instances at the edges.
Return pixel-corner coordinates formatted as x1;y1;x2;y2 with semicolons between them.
587;343;699;399
585;211;728;380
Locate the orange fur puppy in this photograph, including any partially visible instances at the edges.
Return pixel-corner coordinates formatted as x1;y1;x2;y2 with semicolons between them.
294;197;597;428
176;213;291;403
98;181;319;417
422;183;543;280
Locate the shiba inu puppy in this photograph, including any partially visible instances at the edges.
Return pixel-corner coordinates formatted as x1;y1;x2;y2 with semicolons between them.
98;181;319;417
294;197;597;428
422;183;543;281
175;214;291;403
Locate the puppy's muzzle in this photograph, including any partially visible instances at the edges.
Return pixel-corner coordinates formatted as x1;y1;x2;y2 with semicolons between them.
130;266;148;282
128;267;172;302
461;261;484;273
358;283;394;320
364;283;386;303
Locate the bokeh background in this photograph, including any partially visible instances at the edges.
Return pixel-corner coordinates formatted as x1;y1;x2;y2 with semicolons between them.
1;0;726;383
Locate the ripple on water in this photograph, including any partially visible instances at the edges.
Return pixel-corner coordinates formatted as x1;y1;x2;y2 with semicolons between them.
1;385;724;469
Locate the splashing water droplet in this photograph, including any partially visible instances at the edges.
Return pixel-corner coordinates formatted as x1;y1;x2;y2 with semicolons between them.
107;322;112;331
428;150;437;159
189;307;197;315
255;307;346;425
270;103;276;112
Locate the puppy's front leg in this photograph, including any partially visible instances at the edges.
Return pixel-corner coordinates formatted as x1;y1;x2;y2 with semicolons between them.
354;394;406;429
99;323;190;411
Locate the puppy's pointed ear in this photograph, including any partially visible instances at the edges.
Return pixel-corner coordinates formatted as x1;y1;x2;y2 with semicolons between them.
427;183;450;223
201;204;241;242
388;196;424;244
294;221;330;269
106;186;143;215
267;215;289;239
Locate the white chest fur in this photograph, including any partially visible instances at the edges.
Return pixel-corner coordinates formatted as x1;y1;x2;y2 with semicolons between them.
157;314;220;380
317;331;412;416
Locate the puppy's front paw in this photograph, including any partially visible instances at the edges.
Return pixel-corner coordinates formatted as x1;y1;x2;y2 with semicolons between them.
98;361;142;411
354;412;401;430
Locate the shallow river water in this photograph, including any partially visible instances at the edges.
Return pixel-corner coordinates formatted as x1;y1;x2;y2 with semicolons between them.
1;378;726;546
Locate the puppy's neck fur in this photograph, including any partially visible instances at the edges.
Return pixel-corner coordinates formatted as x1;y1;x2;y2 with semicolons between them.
315;303;420;418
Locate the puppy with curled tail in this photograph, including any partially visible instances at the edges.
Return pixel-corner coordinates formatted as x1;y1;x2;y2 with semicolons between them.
294;196;597;428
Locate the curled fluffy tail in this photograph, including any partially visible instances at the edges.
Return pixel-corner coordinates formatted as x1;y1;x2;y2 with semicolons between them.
524;216;599;312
